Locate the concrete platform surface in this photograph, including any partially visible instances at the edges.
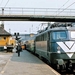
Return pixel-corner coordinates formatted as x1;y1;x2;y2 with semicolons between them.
1;50;60;75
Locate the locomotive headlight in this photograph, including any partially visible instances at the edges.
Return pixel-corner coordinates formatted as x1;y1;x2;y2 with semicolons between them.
57;46;61;53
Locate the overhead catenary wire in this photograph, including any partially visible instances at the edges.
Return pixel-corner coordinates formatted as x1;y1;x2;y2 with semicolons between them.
58;0;70;10
57;2;75;15
4;0;9;8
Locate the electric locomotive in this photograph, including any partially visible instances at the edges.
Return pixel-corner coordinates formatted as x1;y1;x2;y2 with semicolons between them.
34;22;75;71
25;22;75;71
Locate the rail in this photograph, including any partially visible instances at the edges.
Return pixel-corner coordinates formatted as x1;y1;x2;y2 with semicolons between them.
0;7;75;16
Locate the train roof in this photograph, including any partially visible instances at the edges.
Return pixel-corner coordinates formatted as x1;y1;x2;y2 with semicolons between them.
36;26;75;37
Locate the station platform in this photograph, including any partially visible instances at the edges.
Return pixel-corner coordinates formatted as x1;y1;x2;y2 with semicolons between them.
1;50;60;75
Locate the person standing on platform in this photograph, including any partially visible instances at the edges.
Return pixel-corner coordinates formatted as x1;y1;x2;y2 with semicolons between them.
16;43;22;57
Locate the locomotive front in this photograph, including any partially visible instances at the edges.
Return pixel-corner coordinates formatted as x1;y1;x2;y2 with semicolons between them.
51;27;75;71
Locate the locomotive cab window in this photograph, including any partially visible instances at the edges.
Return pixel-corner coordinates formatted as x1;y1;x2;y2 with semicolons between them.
70;31;75;39
52;31;67;40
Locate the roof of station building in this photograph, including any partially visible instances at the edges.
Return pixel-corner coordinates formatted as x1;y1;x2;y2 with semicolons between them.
0;26;11;36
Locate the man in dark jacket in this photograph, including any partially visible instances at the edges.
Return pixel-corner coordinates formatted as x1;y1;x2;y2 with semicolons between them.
16;43;22;57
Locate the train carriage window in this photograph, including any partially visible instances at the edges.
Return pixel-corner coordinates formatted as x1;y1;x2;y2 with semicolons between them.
39;36;41;41
41;34;44;41
70;31;75;39
44;33;48;41
36;36;39;41
52;31;67;40
36;36;41;41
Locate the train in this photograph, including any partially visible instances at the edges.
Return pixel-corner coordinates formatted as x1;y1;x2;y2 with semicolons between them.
25;36;35;53
26;22;75;72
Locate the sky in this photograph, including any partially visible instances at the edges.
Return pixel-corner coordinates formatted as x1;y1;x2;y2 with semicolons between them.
0;0;75;34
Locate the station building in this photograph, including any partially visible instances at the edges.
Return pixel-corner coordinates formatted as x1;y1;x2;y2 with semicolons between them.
0;24;16;51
